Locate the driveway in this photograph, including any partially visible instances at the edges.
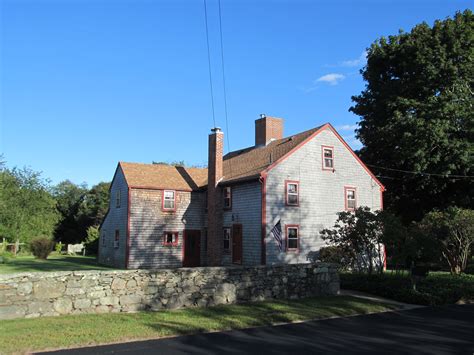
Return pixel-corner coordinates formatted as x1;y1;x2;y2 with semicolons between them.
43;304;474;355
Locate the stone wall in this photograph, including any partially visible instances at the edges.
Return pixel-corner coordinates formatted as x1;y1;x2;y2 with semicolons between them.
0;263;339;320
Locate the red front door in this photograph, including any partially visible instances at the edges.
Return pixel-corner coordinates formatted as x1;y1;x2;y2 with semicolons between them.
232;224;242;264
183;230;201;267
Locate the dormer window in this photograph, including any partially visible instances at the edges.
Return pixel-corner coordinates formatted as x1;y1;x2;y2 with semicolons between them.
223;187;232;209
322;146;334;170
162;190;176;211
115;190;121;208
285;180;299;206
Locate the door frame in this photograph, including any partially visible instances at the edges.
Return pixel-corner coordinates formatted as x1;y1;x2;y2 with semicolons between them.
182;229;201;267
232;223;243;265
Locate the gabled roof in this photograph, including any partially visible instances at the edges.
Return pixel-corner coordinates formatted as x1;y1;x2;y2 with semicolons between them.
119;162;208;191
221;126;323;183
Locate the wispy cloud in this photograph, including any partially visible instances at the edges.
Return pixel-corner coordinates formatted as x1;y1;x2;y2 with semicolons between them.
341;51;367;67
316;73;345;86
336;124;358;131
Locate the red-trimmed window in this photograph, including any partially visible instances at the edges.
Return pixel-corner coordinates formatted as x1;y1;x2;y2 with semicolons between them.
114;230;119;249
223;187;232;209
285;181;299;206
115;190;121;208
286;225;299;252
163;231;179;246
322;146;334;170
223;227;231;252
162;190;176;211
345;187;357;211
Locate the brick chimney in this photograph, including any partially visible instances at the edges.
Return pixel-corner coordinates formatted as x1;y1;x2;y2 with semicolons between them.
255;114;283;146
207;127;224;266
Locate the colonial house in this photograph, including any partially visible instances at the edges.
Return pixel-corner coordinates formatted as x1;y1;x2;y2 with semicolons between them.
99;115;384;269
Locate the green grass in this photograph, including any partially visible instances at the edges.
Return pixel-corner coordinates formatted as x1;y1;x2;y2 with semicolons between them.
0;296;396;354
341;271;474;305
0;255;114;274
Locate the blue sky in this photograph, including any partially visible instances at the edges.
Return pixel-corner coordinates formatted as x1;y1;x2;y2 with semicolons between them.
0;0;470;186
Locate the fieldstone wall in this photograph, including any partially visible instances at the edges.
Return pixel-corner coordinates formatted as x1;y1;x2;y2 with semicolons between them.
0;263;339;320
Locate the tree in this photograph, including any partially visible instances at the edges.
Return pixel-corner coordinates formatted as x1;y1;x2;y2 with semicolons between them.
419;207;474;274
320;207;385;275
350;10;474;222
0;166;59;244
77;182;110;227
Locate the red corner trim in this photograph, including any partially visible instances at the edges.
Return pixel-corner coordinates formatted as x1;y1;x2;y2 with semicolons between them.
284;180;299;207
125;187;131;269
260;173;267;265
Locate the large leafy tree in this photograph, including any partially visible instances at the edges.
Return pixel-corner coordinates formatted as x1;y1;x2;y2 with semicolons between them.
0;166;59;243
350;10;474;222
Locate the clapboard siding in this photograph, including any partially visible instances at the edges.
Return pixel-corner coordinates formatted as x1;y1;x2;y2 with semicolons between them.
265;127;383;265
128;189;206;269
98;166;128;268
223;181;262;266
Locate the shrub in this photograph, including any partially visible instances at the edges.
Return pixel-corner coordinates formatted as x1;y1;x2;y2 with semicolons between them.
340;272;474;305
55;242;63;254
84;225;100;255
319;246;350;269
30;237;54;259
0;251;14;264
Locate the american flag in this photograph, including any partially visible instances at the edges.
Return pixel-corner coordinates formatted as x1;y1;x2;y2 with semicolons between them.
271;220;283;251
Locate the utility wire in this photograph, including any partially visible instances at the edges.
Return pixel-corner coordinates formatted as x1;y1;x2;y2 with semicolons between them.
368;164;474;179
218;0;230;153
203;0;216;128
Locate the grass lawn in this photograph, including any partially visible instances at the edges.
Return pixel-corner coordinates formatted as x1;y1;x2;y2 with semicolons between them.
0;296;396;354
0;255;114;274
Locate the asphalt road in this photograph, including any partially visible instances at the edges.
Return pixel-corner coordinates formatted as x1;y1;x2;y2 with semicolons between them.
43;304;474;355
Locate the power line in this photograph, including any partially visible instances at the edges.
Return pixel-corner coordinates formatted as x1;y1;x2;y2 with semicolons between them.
367;164;474;179
203;0;216;128
218;0;230;153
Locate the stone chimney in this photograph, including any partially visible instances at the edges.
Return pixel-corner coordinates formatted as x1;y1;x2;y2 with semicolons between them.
255;114;283;146
207;127;224;266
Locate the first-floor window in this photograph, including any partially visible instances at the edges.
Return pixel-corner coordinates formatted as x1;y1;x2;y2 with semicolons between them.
114;230;120;249
102;230;107;247
286;225;299;251
223;227;231;252
163;190;176;211
345;187;356;211
115;190;121;208
163;231;179;246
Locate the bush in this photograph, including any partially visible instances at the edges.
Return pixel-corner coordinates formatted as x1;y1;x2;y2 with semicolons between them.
0;251;14;264
340;272;474;305
319;246;350;269
30;237;54;259
55;242;63;254
84;225;100;255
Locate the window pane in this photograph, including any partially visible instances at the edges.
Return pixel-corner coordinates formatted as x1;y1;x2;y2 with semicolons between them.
324;149;333;158
288;194;298;205
224;239;230;250
288;183;298;193
164;191;174;199
325;158;333;168
347;190;355;199
348;200;356;209
164;200;174;209
166;233;173;243
288;238;298;249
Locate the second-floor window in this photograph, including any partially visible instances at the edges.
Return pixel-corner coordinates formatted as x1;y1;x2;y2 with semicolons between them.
322;146;334;170
114;230;120;249
345;187;356;211
115;190;121;208
223;227;231;252
285;181;299;206
223;187;232;209
163;190;176;211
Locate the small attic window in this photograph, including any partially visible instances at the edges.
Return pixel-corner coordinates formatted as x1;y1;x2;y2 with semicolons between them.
162;190;176;211
322;146;334;170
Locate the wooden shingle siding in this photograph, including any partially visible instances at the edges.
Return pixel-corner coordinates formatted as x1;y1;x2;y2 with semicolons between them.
223;181;262;266
265;127;382;265
128;189;206;269
99;166;128;268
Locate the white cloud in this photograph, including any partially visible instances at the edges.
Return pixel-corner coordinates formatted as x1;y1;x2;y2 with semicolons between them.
316;73;345;86
341;51;367;67
337;124;358;131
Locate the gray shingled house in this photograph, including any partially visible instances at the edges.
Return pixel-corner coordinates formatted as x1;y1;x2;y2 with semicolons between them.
99;115;384;269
